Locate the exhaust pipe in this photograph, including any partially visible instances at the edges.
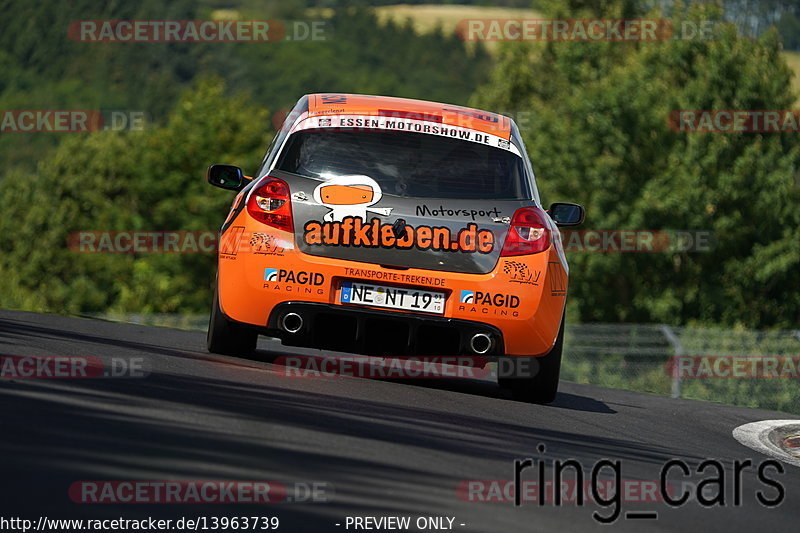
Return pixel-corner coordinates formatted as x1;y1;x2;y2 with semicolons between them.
280;312;304;334
469;333;494;355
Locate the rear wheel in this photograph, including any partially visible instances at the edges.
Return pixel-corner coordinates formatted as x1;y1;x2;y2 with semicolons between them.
498;316;564;404
207;287;258;356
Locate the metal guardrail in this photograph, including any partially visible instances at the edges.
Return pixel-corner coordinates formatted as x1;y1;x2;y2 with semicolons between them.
563;323;800;412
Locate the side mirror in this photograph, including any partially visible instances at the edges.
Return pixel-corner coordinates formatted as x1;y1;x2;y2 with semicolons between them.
548;202;585;226
207;164;245;191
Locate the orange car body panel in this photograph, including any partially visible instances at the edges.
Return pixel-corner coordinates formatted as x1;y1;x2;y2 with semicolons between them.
217;224;567;357
216;93;568;357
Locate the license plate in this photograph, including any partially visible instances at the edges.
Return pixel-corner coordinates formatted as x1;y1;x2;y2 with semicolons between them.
340;281;445;314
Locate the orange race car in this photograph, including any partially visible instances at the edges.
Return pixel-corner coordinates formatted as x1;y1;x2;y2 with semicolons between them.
206;93;584;403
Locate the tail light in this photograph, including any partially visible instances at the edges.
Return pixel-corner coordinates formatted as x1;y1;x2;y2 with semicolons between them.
246;177;293;232
500;207;551;256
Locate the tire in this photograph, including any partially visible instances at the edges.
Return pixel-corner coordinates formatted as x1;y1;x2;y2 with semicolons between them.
207;287;258;356
498;316;564;404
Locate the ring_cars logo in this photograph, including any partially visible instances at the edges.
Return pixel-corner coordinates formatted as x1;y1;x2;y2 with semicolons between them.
458;290;520;317
263;267;325;294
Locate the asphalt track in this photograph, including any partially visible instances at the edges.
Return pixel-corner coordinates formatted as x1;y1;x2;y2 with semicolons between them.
1;309;799;533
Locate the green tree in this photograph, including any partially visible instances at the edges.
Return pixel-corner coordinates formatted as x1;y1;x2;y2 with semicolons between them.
472;4;800;328
0;78;271;314
776;13;800;50
0;1;492;176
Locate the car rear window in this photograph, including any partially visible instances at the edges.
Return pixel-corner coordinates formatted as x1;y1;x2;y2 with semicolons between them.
275;128;530;200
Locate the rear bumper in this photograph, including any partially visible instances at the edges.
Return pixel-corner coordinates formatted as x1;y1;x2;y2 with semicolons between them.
261;301;504;357
217;224;567;356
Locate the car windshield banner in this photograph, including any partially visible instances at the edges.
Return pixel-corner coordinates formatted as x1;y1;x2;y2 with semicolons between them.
290;114;522;156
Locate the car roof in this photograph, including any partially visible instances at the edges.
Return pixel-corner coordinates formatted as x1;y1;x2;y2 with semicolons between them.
306;93;513;140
